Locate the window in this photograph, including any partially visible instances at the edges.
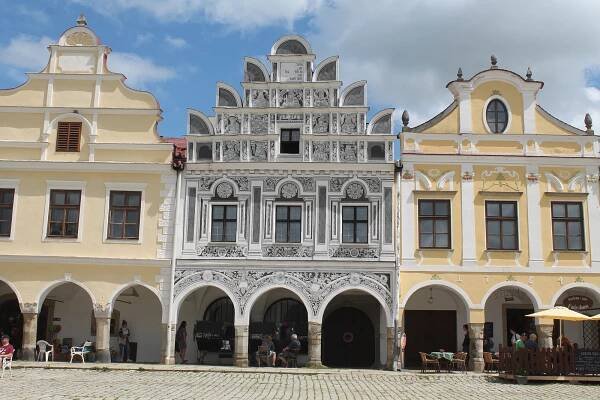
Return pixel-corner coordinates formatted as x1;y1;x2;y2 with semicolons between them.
275;205;302;243
56;121;82;152
485;201;518;250
418;200;450;249
196;144;212;161
47;190;81;238
108;191;141;240
552;202;584;251
280;128;300;154
486;99;508;133
342;206;368;243
211;205;237;242
0;189;15;237
368;142;386;161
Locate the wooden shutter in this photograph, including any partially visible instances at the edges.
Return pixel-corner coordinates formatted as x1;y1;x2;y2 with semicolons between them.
56;122;82;152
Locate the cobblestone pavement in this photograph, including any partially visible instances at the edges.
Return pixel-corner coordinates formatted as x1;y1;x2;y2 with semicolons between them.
3;367;600;400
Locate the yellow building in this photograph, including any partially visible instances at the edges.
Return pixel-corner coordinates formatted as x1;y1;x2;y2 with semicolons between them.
0;17;176;363
397;58;600;370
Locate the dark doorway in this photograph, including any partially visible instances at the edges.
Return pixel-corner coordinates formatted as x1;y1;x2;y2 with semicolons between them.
505;307;534;346
322;307;375;368
0;298;22;356
404;310;457;368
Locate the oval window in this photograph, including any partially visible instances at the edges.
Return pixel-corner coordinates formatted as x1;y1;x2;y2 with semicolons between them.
486;99;508;133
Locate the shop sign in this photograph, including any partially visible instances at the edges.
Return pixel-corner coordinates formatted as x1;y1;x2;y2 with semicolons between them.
563;295;593;311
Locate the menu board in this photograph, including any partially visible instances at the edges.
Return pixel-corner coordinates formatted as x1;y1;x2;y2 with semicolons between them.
280;62;304;82
575;350;600;375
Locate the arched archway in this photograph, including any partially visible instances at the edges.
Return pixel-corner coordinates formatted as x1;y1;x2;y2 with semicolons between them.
553;284;600;349
176;284;236;365
482;283;542;351
110;284;163;363
402;282;471;367
247;287;309;366
321;289;388;368
0;279;23;358
38;281;94;360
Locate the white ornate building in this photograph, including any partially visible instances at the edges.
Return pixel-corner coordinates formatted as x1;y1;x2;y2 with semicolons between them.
168;35;396;368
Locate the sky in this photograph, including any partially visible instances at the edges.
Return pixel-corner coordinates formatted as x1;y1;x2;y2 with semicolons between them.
0;0;599;138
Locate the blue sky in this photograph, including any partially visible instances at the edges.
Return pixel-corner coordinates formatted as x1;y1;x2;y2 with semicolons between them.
1;0;598;138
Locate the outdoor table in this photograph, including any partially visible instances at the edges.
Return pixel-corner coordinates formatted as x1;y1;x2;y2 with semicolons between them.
429;352;454;372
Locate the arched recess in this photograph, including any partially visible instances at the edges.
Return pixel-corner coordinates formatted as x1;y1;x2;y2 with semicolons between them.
313;56;338;82
551;283;600;348
367;109;394;135
216;83;242;108
187;109;214;135
244;57;270;82
0;278;24;357
271;35;312;55
481;282;542;351
44;112;93;138
340;81;366;107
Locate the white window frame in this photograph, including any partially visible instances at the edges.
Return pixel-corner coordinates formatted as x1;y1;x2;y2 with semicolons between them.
482;95;512;134
484;199;520;251
340;203;371;245
208;201;239;244
277;124;303;159
273;202;304;244
103;182;146;244
42;180;86;242
0;179;19;241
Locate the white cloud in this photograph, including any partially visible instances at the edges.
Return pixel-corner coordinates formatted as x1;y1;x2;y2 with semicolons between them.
0;35;52;71
165;35;188;48
68;0;322;29
135;32;154;46
108;52;176;88
306;0;600;131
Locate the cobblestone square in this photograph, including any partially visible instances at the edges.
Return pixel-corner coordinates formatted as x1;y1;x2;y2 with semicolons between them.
3;366;600;400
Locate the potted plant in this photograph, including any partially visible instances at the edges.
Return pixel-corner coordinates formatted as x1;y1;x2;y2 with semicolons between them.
514;367;528;385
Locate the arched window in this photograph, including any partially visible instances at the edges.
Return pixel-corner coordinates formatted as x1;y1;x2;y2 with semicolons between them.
203;297;234;324
264;298;308;337
486;99;508;133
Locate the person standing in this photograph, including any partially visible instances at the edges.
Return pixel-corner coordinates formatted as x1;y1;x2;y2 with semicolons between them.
515;332;527;350
525;333;538;351
175;321;188;364
118;320;130;362
462;324;470;353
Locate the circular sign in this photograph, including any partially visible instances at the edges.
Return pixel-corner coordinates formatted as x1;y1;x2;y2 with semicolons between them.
342;332;354;344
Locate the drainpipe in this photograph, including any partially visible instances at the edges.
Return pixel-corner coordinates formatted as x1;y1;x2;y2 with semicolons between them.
393;158;403;371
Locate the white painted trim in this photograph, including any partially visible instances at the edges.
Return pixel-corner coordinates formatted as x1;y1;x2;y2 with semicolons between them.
0;180;19;241
0;106;160;115
312;56;339;82
316;285;393;327
480;281;543;311
0;160;171;173
400;167;416;265
35;278;98;314
187;109;215;136
272;201;305;245
482;95;512;134
215;82;242;108
244;57;270;82
339;202;372;245
89;143;173;151
0;254;168;266
367;109;394;135
401;154;600;167
41;181;86;243
103;183;147;245
400;280;474;310
586;166;600;270
461;164;477;266
526;166;544;269
243;282;314;325
108;281;165;320
549;282;600;307
270;34;313;56
0;275;24;308
0;141;44;149
172;281;241;325
339;80;367;107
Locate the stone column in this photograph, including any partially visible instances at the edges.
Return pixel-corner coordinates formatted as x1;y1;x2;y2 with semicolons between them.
537;323;554;349
161;323;176;365
95;316;111;363
386;327;394;370
21;312;38;361
469;323;484;372
234;325;249;367
307;321;322;368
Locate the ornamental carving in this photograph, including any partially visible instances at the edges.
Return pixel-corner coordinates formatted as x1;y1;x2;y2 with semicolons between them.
65;31;96;46
345;182;365;199
339;142;357;162
215;182;234;199
329;247;380;259
279;89;304;107
93;303;112;317
261;245;314;258
312;113;330;133
21;302;38;314
329;177;350;192
250;141;268;161
229;176;250;191
360;177;382;193
313;89;330;107
402;170;414;180
250;114;269;134
312;141;330;162
526;173;540;183
304;142;310;160
198;176;218;191
461;171;474;181
196;245;247;258
340;114;358;134
222;141;240;161
481;167;521;192
264;177;284;191
386;142;393;161
251;90;269;107
223;114;241;134
173;268;391;317
280;182;300;199
358;141;365;162
296;177;315;192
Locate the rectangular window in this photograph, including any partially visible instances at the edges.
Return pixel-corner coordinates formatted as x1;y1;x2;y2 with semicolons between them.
211;205;237;242
552;202;584;251
275;205;302;243
418;199;450;249
108;191;141;240
485;201;518;250
47;190;81;238
342;206;368;244
280;128;300;154
0;189;15;237
56;122;82;152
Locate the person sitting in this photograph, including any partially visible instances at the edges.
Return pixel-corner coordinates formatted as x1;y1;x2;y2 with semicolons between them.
255;335;276;366
483;336;494;353
514;332;527;350
525;333;538;351
278;334;301;368
0;335;15;362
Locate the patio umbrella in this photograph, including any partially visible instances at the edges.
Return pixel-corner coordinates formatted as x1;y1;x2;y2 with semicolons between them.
526;306;590;345
589;313;600;320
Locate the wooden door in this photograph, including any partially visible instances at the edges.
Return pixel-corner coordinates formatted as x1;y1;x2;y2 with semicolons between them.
404;310;457;368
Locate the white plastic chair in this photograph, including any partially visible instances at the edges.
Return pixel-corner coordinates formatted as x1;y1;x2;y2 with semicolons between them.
36;340;54;362
1;355;12;378
70;341;93;363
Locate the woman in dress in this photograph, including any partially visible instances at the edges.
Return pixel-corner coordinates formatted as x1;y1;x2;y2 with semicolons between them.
176;321;188;364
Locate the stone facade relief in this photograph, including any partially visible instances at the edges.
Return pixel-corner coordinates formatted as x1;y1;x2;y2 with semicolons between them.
339;142;357;162
250;114;269;134
223;114;241;134
340;114;358;134
222;141;240;161
250;140;268;161
279;89;304;107
312;141;330;162
251;89;269;107
312;113;330;133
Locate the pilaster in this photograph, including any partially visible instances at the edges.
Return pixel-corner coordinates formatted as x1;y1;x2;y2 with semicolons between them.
469;322;484;372
21;312;38;361
307;321;322;368
234;325;249;367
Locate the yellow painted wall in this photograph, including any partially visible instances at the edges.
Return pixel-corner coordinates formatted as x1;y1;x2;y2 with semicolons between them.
52;79;95;108
0;113;43;141
0;79;47;107
96;115;159;142
94;149;171;163
0;147;41;160
471;81;524;134
99;80;157;109
535;108;577;135
419;105;460;134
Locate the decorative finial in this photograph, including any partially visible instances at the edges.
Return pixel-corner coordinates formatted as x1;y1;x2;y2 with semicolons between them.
457;67;463;81
526;67;532;80
402;110;409;127
585;113;593;134
76;14;87;26
490;54;498;69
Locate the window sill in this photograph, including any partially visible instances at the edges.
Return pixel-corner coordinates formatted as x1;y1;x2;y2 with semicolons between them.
43;237;81;243
484;249;521;253
552;250;588;254
103;239;142;245
0;236;14;242
418;248;454;252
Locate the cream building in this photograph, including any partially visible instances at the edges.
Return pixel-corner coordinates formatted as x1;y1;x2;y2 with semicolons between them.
0;17;176;363
398;58;600;370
